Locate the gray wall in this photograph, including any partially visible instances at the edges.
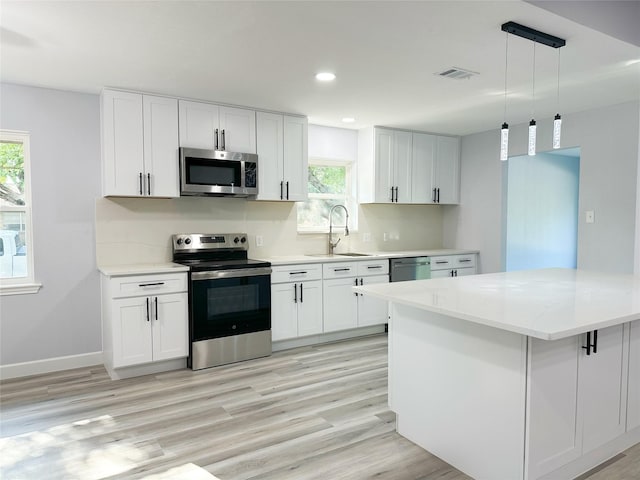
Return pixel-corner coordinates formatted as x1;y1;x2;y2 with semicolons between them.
0;84;101;365
443;101;640;274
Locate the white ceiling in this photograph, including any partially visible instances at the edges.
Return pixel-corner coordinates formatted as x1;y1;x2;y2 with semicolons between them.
1;1;639;136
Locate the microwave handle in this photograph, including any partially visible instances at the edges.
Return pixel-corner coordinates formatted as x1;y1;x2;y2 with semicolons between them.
214;128;219;150
221;129;226;151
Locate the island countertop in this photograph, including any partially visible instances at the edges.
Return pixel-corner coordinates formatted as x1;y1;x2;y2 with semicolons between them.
354;268;640;340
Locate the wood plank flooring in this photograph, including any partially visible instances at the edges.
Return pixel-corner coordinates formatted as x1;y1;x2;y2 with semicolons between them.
0;334;637;480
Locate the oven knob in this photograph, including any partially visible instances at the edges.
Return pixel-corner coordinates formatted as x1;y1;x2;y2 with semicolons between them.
185;238;192;245
176;238;183;245
240;236;247;244
234;237;240;244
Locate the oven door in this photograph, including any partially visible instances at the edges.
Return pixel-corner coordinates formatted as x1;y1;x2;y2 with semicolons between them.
190;268;271;342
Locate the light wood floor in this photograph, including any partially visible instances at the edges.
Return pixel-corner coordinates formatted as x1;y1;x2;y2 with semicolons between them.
1;334;638;480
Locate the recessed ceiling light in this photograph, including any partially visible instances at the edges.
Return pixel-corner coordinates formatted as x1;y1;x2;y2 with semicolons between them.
342;117;355;123
315;72;336;82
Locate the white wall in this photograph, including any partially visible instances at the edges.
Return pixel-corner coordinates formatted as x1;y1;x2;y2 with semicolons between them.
0;84;102;366
444;101;639;274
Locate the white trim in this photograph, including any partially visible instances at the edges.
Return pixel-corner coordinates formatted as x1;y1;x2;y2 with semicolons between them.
0;282;42;295
0;351;103;380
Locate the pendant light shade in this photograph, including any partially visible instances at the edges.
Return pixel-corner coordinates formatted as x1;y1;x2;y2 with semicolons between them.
528;120;537;156
500;123;510;161
553;114;562;149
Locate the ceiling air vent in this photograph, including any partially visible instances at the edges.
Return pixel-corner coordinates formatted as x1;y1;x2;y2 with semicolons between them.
436;67;479;80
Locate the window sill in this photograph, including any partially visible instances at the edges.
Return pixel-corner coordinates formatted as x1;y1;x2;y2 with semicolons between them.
0;282;42;296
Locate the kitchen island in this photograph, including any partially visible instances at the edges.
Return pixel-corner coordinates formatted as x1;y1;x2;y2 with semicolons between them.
354;268;640;480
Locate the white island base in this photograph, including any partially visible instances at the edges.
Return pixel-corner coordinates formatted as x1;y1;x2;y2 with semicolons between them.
354;269;640;480
389;303;639;480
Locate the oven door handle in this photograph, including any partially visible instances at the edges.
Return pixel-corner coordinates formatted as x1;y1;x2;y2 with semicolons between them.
191;267;272;281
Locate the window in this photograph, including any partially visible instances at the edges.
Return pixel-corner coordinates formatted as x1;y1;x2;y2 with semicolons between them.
0;130;39;294
297;158;357;233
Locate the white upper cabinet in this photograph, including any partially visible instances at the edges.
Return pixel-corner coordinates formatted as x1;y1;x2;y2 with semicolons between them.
434;135;460;204
102;90;179;197
178;100;256;153
359;126;460;204
255;112;308;201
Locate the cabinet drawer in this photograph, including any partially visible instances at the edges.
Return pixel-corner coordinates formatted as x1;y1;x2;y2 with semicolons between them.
430;254;476;270
109;273;187;298
323;262;358;279
357;259;389;276
271;264;322;283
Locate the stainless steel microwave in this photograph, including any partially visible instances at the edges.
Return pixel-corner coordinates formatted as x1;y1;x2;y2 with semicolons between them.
179;147;258;197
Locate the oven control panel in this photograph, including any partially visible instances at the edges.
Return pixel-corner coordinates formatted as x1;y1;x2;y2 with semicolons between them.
173;233;248;251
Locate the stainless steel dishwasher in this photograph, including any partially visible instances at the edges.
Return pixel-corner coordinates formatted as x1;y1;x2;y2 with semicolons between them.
389;257;431;282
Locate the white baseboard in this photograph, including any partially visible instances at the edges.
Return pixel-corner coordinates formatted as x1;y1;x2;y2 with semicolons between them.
0;351;103;380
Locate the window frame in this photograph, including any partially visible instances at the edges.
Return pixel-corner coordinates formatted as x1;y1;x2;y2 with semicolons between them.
0;130;40;295
297;156;358;234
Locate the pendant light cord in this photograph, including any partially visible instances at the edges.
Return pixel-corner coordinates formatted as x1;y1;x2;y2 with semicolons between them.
503;32;509;122
531;41;536;118
556;48;561;111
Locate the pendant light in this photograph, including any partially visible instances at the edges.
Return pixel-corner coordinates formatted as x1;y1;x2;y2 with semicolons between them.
499;22;566;159
553;48;562;149
500;32;509;161
528;41;537;156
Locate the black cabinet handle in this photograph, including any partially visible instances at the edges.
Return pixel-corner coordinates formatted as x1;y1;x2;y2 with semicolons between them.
582;331;592;355
433;188;437;203
221;129;226;151
146;298;150;322
289;271;307;275
354;278;359;296
459;258;472;263
214;128;219;150
334;268;351;272
139;172;143;195
154;297;158;320
139;282;165;287
390;187;394;202
593;329;598;354
394;186;399;202
280;181;284;200
300;283;303;303
294;283;298;303
286;181;290;200
367;265;383;269
437;188;440;203
147;173;151;195
435;261;449;265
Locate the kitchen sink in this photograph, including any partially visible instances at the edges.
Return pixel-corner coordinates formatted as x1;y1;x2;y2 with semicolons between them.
336;253;372;257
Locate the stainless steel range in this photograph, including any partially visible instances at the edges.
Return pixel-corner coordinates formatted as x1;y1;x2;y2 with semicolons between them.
172;233;272;370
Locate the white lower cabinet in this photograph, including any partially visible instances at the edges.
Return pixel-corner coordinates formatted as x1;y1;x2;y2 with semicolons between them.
323;260;389;333
526;324;629;478
102;272;188;375
627;320;640;431
271;264;323;341
430;253;477;278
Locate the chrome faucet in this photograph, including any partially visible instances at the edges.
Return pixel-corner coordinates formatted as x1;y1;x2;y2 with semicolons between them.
328;204;349;255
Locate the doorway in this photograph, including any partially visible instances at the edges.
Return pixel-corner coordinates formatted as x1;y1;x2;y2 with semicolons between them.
504;147;580;271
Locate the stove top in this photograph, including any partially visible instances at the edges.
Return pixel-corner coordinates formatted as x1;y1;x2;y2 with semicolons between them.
175;258;271;272
171;233;270;271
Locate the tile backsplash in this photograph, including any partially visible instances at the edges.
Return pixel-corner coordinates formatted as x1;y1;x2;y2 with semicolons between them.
95;197;444;265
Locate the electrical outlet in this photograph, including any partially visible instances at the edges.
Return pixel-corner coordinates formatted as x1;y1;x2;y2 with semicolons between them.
586;211;595;224
256;235;263;247
383;232;388;242
363;233;371;242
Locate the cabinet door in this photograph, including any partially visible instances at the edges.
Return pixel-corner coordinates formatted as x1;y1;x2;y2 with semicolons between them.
358;275;389;327
112;297;153;368
323;277;358;332
374;128;394;203
102;90;144;196
297;280;323;337
435;136;460;204
430;269;453;279
526;335;583;479
256;112;284;201
412;132;436;204
628;320;640;431
219;106;256;154
579;324;628;453
454;267;476;277
283;115;308;201
393;130;413;203
152;293;188;361
178;100;219;149
271;282;299;341
143;95;179;197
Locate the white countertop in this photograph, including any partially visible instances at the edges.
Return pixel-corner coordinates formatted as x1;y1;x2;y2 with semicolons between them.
354;268;640;340
98;263;189;276
260;249;478;266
